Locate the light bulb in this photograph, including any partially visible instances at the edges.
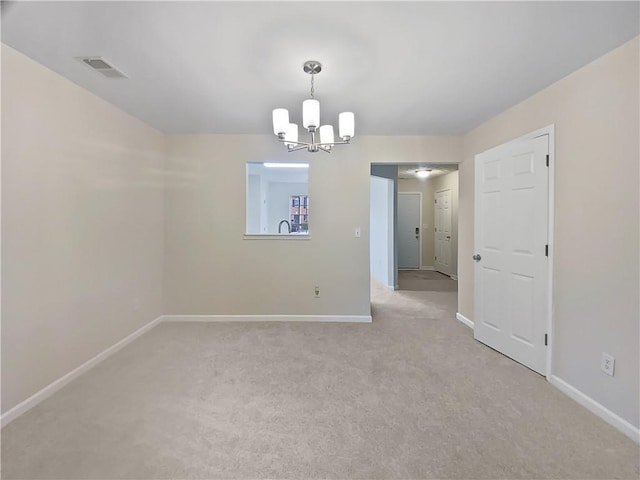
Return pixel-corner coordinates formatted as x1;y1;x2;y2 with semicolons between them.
415;169;431;179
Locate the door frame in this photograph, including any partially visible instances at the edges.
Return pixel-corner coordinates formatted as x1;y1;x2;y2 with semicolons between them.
398;191;422;270
474;124;555;379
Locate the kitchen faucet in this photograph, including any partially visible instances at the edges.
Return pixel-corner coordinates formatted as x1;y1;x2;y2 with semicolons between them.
278;220;291;234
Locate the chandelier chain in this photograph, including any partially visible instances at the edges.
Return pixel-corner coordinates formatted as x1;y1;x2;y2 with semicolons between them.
310;73;315;99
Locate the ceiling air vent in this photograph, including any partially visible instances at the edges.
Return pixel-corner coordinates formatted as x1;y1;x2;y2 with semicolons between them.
76;57;127;79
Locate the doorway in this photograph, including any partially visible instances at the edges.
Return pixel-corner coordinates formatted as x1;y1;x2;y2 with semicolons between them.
369;163;459;296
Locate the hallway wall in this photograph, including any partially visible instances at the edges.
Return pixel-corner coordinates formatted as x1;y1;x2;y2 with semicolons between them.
459;37;639;429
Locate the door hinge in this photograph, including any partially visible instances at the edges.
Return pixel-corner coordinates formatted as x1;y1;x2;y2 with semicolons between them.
545;334;548;346
545;244;549;256
546;154;549;167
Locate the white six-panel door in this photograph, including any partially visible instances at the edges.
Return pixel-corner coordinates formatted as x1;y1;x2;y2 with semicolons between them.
435;189;452;275
474;135;549;375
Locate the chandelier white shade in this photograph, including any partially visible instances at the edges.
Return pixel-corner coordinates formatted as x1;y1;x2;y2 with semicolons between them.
319;125;334;145
272;108;289;136
284;123;298;147
339;112;355;138
272;61;354;153
302;99;320;129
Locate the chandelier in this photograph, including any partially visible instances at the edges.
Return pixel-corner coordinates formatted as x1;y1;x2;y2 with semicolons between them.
272;61;355;153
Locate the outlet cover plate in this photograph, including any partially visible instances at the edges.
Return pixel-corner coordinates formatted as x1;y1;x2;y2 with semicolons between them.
601;353;615;376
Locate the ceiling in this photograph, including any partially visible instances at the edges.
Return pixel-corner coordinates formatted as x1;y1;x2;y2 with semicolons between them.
397;165;458;180
2;2;638;135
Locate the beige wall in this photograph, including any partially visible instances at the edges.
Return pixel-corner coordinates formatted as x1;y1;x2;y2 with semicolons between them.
1;45;165;413
398;177;435;268
460;38;639;427
164;135;461;315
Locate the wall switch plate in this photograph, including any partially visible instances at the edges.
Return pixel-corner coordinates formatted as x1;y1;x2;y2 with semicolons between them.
601;353;615;376
314;285;320;297
354;227;361;238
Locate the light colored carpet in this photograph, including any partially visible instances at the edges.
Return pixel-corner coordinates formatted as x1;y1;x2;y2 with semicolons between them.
2;279;639;479
398;269;457;292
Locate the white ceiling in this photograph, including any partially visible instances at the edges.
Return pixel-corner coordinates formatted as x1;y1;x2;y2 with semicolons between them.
397;164;458;180
2;1;638;135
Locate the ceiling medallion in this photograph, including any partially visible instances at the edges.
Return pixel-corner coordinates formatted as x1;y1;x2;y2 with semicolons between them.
272;60;355;153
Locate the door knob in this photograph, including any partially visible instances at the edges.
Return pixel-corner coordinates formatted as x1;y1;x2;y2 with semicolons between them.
473;254;482;262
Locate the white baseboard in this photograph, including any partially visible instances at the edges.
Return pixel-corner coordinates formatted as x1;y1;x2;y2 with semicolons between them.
456;312;474;329
420;266;435;271
549;375;639;444
161;314;372;323
1;315;163;429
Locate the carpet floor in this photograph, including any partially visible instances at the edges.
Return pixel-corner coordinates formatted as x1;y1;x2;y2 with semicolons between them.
397;269;457;292
2;278;639;479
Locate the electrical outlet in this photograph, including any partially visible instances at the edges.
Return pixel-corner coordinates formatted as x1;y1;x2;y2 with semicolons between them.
314;285;320;298
601;353;615;377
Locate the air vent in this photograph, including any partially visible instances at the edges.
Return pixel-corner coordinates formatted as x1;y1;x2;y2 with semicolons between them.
76;57;127;79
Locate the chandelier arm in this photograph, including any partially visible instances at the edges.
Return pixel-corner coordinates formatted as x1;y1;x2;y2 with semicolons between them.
316;141;349;147
277;138;312;147
317;146;332;154
286;145;310;153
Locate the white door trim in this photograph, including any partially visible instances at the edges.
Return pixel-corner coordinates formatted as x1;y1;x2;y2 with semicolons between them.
398;191;423;269
519;125;555;380
475;124;555;378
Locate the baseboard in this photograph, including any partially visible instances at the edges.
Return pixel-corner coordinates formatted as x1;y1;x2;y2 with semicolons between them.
161;314;373;323
420;266;435;271
1;315;163;429
456;312;474;329
549;375;640;444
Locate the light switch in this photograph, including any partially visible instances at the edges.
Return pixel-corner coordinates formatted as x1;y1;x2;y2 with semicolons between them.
355;227;361;238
